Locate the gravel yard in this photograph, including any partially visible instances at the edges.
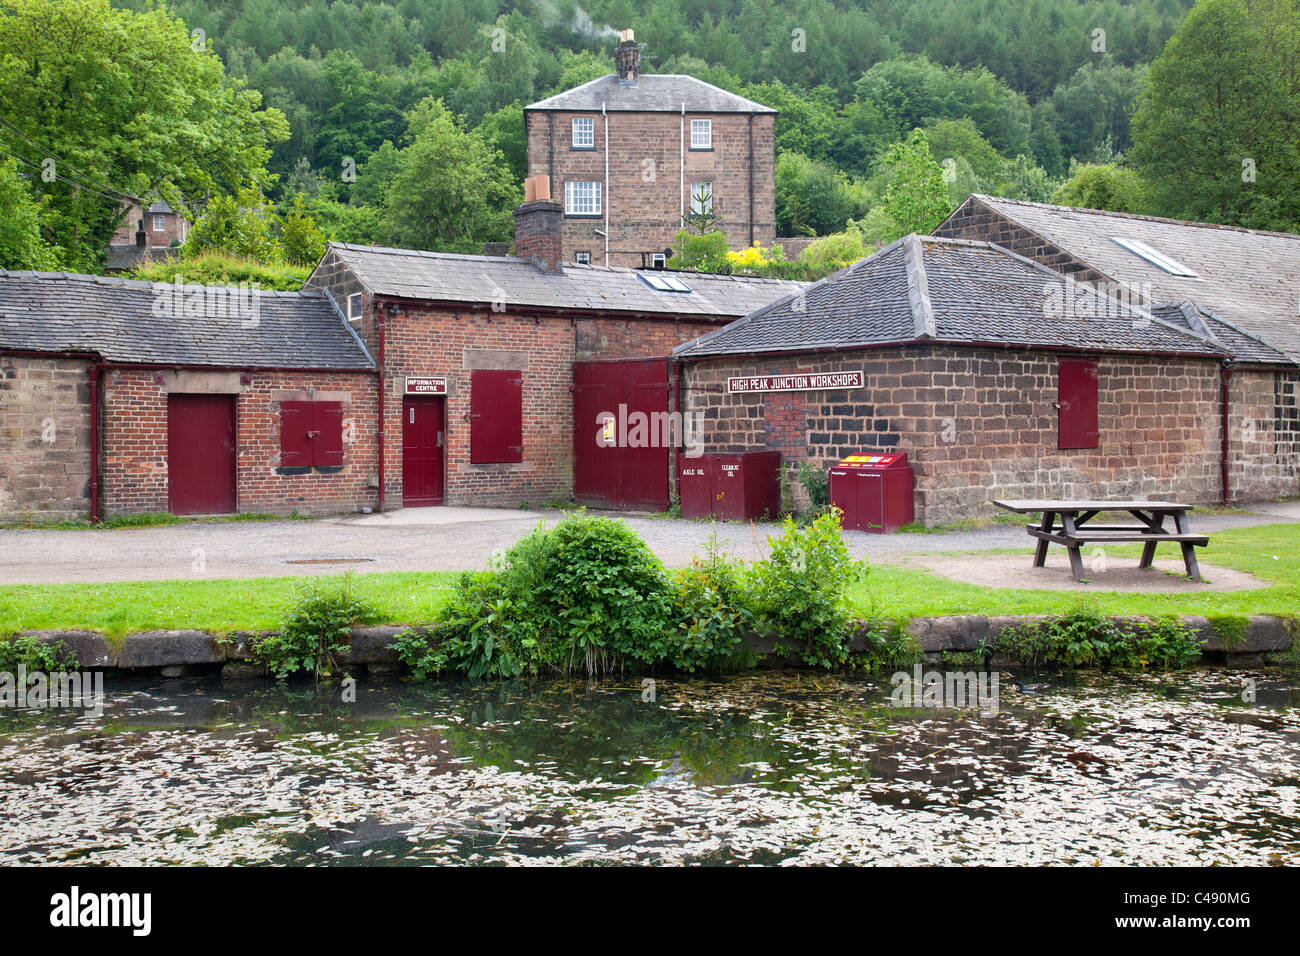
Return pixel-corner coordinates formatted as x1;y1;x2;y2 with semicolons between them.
1;501;1297;586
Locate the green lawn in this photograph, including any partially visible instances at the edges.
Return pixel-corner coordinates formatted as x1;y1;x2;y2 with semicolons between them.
852;522;1300;621
0;572;458;638
1;523;1296;638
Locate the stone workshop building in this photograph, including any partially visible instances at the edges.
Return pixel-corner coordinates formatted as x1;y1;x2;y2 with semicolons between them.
672;234;1296;526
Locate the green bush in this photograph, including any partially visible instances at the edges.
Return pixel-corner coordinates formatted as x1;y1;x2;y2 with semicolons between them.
0;633;75;672
399;512;674;678
748;511;866;667
517;513;674;674
991;610;1202;670
256;573;377;680
414;570;540;680
795;460;830;515
668;539;753;672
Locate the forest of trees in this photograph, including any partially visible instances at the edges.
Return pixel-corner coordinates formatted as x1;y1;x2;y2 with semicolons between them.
1;0;1297;280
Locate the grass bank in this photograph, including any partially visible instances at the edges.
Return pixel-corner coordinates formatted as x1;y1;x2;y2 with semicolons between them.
1;523;1296;637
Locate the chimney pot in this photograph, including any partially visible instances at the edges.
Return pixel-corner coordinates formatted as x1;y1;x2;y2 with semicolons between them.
616;31;640;86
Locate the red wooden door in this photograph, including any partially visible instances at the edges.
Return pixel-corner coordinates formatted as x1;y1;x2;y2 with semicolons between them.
402;396;444;506
572;358;670;511
167;394;236;515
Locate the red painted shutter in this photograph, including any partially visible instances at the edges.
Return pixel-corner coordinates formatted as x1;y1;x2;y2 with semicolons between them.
470;369;524;463
280;401;313;467
1058;358;1100;449
314;401;345;467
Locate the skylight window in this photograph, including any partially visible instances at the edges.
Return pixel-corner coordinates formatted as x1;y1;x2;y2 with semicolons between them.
638;272;692;293
1110;237;1199;277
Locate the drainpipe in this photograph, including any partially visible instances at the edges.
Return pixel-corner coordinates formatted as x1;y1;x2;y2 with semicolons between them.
603;103;609;266
1220;362;1233;505
748;114;755;247
89;364;101;523
679;104;685;226
376;302;386;512
671;358;684;506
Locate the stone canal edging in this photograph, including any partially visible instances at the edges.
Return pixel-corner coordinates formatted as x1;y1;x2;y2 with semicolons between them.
13;614;1295;677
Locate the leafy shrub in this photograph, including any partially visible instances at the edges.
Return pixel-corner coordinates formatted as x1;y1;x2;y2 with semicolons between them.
668;539;753;672
415;570;540;680
991;610;1201;670
516;513;674;674
257;573;377;680
851;620;921;671
401;512;674;679
0;633;75;672
795;459;830;514
748;510;867;667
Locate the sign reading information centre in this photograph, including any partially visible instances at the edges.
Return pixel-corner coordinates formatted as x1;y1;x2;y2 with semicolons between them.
726;370;864;394
405;376;448;395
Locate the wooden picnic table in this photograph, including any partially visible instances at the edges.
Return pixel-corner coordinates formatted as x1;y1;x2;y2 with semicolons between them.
991;499;1208;583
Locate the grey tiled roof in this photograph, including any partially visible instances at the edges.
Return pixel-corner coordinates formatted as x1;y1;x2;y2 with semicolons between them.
1150;300;1290;365
316;242;803;319
104;244;154;272
963;195;1300;363
0;271;374;370
526;74;775;113
675;235;1269;360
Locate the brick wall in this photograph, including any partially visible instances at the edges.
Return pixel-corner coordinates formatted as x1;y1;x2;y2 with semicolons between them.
683;346;1236;526
575;315;719;360
111;204;188;249
101;369;378;517
527;109;776;268
0;355;92;520
381;304;576;507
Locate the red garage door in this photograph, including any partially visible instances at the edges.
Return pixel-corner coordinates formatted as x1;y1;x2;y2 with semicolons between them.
168;394;237;515
573;358;670;511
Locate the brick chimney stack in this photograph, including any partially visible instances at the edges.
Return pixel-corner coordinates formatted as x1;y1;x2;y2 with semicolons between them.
616;29;639;86
514;175;563;273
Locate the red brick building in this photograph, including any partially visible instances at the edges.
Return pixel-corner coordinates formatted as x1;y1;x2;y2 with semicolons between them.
525;32;776;268
302;194;801;510
0;272;376;521
106;201;190;272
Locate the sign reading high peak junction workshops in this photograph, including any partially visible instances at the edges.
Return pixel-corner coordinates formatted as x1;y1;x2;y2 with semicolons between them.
726;370;865;393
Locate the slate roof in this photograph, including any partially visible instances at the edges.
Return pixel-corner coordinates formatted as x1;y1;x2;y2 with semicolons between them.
314;242;804;319
954;195;1300;363
526;74;775;113
0;271;374;370
674;235;1290;362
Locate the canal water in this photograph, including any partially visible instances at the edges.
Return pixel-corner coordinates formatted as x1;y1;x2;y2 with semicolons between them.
1;670;1296;865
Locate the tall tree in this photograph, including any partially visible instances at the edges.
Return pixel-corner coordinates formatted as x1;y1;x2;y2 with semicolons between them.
1131;0;1300;231
0;0;287;270
379;98;519;253
880;130;952;238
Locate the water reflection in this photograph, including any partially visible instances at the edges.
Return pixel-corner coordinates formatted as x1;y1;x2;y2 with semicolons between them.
0;670;1296;865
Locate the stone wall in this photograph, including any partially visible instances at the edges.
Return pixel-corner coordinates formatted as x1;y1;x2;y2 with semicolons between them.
682;345;1230;526
526;108;776;268
0;355;93;521
1231;369;1300;501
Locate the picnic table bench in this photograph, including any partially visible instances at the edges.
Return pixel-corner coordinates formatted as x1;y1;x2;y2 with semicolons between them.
992;499;1208;583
